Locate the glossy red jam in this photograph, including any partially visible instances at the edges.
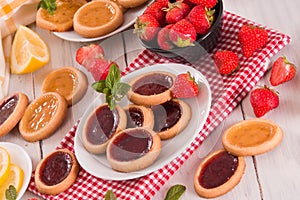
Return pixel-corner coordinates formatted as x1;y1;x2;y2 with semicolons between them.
132;73;174;95
152;100;181;132
85;105;119;145
126;107;144;128
199;151;239;189
109;129;153;161
0;95;18;125
40;151;73;186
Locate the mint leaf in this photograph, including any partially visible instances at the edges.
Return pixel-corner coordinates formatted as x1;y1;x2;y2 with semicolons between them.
5;185;17;200
92;63;130;110
106;64;120;89
112;82;131;101
164;184;186;200
104;190;117;200
92;80;106;92
37;0;56;15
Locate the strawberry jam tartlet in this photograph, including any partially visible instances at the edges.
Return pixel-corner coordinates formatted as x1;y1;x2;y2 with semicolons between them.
82;103;127;154
107;127;161;172
35;149;79;195
151;99;191;140
127;71;176;106
123;104;154;129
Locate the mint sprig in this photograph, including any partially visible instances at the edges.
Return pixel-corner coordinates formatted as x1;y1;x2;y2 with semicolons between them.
37;0;56;15
92;64;130;110
5;185;17;200
164;184;186;200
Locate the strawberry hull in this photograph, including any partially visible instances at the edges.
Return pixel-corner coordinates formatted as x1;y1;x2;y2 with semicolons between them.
138;0;223;59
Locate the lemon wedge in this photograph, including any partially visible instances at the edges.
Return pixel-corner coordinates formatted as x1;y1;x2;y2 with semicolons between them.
10;25;50;74
0;164;24;199
0;147;10;185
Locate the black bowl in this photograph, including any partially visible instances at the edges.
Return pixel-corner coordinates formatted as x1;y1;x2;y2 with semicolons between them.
139;0;223;59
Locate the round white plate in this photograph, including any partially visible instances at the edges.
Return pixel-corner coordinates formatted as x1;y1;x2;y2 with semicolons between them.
74;63;212;180
0;142;32;200
53;2;149;42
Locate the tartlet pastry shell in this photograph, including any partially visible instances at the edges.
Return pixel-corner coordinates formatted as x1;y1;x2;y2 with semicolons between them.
73;0;123;38
82;104;127;154
194;149;245;198
127;71;176;106
35;149;80;195
41;66;88;106
106;127;161;172
19;92;68;142
156;99;191;140
0;92;29;137
222;118;284;156
123;104;154;129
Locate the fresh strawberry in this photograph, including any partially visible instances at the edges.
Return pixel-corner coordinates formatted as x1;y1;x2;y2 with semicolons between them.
157;24;175;50
171;72;199;98
169;19;197;47
238;24;268;58
75;44;105;67
214;51;239;75
134;14;160;42
270;56;296;86
186;5;215;34
88;59;119;81
143;1;167;26
250;85;279;117
163;1;191;24
187;0;217;8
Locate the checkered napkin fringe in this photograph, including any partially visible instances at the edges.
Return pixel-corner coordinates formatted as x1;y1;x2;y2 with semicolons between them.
28;11;290;200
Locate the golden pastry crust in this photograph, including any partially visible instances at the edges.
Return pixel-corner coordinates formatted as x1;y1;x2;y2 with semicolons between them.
82;104;127;154
41;66;88;106
123;104;154;129
154;99;191;140
35;149;79;195
106;127;161;172
19;92;68;142
127;71;176;106
73;0;123;38
36;0;86;32
0;92;29;137
222;118;284;156
118;0;148;8
194;149;245;198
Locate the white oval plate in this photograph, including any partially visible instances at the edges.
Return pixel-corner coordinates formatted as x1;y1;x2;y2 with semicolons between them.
74;63;212;180
53;2;149;42
0;142;32;200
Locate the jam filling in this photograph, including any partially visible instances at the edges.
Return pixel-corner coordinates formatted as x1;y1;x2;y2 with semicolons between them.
0;95;18;125
40;151;73;186
110;129;153;161
132;73;173;95
126;107;144;128
152;100;181;132
85;105;119;145
199;151;239;189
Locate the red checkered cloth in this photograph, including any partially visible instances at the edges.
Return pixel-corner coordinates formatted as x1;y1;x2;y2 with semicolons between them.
28;11;290;199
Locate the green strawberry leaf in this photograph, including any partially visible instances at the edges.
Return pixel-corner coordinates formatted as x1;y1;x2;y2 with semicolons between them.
164;184;186;200
37;0;56;15
104;190;117;200
5;185;17;200
92;63;130;110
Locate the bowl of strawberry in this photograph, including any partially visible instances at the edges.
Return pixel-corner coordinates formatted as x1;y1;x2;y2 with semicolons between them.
134;0;223;58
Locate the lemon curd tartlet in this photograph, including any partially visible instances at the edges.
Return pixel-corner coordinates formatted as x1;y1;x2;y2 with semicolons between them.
73;0;123;38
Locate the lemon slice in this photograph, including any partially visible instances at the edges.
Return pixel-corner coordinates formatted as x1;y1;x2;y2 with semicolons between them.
0;147;10;185
11;25;50;74
0;164;24;199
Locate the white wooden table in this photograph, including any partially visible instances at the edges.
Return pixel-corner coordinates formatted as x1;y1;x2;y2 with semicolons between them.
2;0;300;199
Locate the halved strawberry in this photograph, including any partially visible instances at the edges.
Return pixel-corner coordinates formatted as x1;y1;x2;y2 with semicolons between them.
171;72;199;98
75;44;105;68
270;56;296;86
